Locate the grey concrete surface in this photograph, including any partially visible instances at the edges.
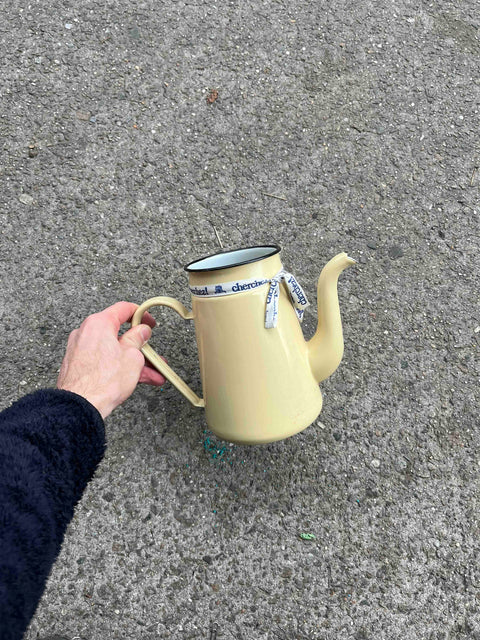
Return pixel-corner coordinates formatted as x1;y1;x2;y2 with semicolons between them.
1;0;479;638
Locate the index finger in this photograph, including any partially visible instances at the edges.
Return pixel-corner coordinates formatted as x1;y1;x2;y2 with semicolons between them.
98;301;156;332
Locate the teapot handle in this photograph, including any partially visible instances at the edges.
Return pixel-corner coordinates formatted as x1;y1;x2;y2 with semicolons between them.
131;297;204;408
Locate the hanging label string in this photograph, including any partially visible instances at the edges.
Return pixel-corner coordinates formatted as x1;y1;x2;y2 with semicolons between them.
189;267;309;329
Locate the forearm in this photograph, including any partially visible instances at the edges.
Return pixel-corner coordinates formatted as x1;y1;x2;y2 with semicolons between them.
0;389;105;640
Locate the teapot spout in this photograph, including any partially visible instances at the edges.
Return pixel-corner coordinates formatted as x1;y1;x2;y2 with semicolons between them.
307;253;356;383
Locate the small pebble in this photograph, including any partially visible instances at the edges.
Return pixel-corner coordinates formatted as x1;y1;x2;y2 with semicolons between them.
366;240;377;250
65;23;72;29
76;110;90;121
388;245;404;259
370;458;381;468
129;26;140;39
18;193;34;205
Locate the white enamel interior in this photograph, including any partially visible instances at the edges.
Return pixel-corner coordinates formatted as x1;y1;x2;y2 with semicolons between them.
187;246;277;271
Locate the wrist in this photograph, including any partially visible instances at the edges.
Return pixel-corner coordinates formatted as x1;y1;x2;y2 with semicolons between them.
56;384;111;420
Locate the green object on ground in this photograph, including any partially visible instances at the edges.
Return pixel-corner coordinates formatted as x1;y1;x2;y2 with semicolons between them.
299;533;316;540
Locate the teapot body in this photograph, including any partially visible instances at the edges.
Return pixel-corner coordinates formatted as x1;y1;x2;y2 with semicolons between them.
132;245;354;445
189;252;322;444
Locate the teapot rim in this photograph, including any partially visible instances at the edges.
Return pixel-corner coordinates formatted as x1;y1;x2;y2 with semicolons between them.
184;244;281;272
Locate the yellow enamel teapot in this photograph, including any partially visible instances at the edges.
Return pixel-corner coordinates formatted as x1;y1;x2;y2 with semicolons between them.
132;245;355;444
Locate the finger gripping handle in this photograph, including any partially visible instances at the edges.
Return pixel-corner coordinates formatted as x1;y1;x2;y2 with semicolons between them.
131;297;204;408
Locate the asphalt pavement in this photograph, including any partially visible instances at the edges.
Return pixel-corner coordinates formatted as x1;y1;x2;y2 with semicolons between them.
1;0;479;638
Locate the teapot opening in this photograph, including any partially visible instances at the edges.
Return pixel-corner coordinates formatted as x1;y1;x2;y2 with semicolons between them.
185;245;281;272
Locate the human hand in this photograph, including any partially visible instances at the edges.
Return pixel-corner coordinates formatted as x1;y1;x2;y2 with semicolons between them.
56;301;166;419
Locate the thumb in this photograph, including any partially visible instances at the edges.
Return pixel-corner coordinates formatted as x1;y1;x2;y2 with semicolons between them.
119;324;151;350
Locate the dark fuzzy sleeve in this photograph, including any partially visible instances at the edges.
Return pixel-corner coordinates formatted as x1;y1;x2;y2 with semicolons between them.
0;389;106;640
